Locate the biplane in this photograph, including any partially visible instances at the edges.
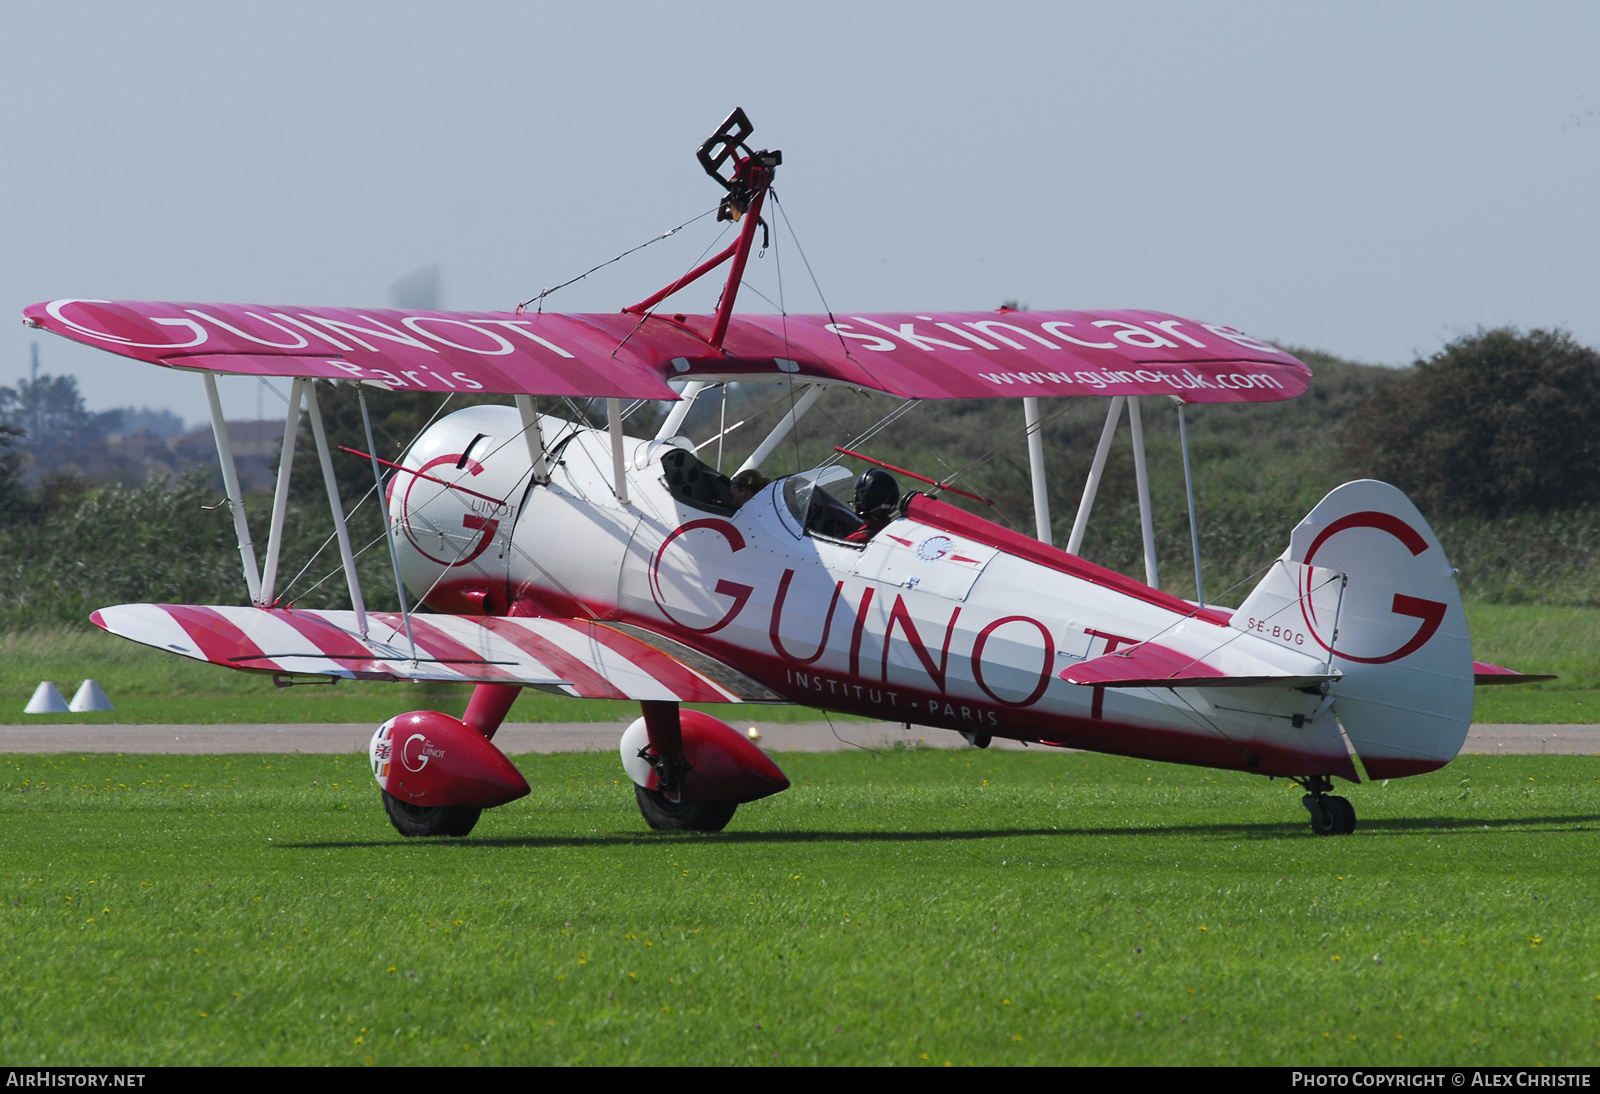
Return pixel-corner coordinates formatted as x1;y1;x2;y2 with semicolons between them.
23;109;1535;838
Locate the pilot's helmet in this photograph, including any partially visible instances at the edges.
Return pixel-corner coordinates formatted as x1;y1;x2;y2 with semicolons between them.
854;467;900;523
731;469;770;492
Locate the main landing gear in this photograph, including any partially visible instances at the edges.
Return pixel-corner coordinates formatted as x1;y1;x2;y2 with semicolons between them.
1294;775;1356;836
383;792;483;837
634;786;738;832
619;703;792;832
628;702;740;832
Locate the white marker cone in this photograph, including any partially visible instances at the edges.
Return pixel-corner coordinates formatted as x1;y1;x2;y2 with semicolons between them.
69;679;115;712
24;682;70;714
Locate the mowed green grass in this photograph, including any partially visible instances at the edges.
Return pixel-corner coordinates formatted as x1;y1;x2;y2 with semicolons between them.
4;602;1599;725
1465;604;1600;724
2;748;1598;1066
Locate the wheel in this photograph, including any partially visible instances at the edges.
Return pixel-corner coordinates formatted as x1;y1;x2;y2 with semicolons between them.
1324;795;1357;835
1304;793;1337;836
1304;793;1356;836
634;785;737;832
383;791;482;837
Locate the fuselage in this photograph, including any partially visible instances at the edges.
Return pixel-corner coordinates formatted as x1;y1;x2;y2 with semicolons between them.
392;405;1351;780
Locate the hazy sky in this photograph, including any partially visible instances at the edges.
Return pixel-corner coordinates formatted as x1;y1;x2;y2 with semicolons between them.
4;1;1597;426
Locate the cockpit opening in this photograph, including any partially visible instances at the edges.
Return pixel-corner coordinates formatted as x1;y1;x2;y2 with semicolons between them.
660;447;738;514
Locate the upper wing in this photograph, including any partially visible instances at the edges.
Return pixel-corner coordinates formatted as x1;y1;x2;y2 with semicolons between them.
24;300;1310;404
91;604;783;703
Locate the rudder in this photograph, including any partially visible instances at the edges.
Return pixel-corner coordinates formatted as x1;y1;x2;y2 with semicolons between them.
1233;481;1472;779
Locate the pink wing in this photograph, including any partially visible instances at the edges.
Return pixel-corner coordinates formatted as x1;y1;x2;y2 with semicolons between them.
24;300;1310;404
89;604;780;703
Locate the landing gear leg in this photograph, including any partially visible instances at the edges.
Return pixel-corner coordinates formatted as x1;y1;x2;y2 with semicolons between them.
1294;775;1356;836
639;700;691;803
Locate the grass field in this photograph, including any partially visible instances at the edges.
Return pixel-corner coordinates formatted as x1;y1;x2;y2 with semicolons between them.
2;748;1598;1066
3;602;1599;726
1461;604;1600;723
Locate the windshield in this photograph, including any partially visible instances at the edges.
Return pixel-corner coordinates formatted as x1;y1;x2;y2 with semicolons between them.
781;465;864;540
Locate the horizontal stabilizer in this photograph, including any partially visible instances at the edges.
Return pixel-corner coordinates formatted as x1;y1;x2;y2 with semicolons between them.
1472;660;1558;686
1060;638;1336;690
90;604;777;703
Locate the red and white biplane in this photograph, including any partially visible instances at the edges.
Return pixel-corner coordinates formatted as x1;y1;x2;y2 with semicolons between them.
24;110;1534;838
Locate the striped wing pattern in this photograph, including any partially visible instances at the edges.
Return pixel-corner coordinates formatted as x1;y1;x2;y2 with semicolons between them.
89;604;745;703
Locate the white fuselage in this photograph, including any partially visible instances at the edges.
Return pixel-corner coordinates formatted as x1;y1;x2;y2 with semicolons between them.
391;405;1350;778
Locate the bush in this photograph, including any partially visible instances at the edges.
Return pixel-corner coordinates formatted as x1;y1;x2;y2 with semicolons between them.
1349;328;1600;518
0;469;400;629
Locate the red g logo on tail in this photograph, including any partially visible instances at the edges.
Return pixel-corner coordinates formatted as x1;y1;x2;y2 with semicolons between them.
1301;511;1448;665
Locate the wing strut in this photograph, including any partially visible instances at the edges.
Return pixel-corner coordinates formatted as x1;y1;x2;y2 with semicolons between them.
359;386;418;661
513;394;550;483
737;382;824;474
304;380;368;636
1062;394;1159;589
606;397;630;505
1129;396;1159;589
1067;396;1125;557
656;379;709;440
202;373;263;604
259;377;305;605
1176;400;1204;607
1023;396;1052;545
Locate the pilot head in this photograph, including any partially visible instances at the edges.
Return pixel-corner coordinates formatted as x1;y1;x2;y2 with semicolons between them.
730;468;771;508
853;467;900;524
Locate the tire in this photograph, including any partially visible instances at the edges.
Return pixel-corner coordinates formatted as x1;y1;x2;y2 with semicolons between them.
1324;795;1357;835
634;785;737;832
1304;793;1338;836
383;791;482;837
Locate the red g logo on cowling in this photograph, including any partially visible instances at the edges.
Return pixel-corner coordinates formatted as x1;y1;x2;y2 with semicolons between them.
1300;511;1447;665
648;519;753;635
401;733;431;772
400;455;502;567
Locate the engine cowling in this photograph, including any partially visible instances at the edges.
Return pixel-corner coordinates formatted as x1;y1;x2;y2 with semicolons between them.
370;711;531;808
620;710;790;803
389;404;533;616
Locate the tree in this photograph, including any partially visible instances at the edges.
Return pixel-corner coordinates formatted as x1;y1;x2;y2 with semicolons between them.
1348;328;1600;518
0;373;123;453
0;423;29;519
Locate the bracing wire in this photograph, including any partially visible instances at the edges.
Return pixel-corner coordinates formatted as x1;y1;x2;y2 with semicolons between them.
930;396;1086;498
770;190;852;361
608;220;737;361
517;206;719;313
822;398;923;467
279;385;462;606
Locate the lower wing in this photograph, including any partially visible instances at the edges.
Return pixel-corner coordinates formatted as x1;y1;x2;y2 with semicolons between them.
91;604;781;703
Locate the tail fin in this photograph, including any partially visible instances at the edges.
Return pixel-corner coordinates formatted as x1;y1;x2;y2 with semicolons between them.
1232;480;1472;779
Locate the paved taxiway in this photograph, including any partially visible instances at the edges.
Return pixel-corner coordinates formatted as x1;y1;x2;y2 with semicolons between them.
0;722;1594;755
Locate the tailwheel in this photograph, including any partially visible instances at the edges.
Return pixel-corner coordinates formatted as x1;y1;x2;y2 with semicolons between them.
1323;795;1357;835
634;785;737;832
1297;777;1357;836
382;791;482;837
